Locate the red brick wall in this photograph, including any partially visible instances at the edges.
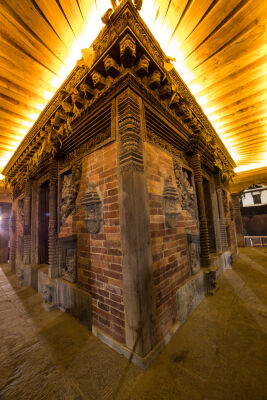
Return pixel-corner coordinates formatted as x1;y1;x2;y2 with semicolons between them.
59;142;125;344
144;142;198;339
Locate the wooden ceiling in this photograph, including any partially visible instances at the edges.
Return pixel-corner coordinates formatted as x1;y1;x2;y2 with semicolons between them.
0;0;266;177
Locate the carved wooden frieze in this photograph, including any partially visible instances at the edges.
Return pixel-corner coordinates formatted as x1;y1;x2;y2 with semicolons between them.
163;175;179;228
3;0;235;189
186;233;200;275
81;182;102;234
174;162;198;222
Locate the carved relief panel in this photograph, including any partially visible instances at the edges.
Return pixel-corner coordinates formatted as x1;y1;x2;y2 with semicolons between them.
59;235;77;283
186;233;201;275
81;182;102;234
60;163;82;228
174;162;198;222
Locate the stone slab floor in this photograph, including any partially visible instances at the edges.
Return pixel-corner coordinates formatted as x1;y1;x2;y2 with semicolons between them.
1;247;267;400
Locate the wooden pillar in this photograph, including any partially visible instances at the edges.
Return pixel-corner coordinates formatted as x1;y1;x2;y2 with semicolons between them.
117;88;155;358
9;211;16;273
215;173;228;251
48;159;58;278
190;152;211;267
23;180;32;264
231;193;244;247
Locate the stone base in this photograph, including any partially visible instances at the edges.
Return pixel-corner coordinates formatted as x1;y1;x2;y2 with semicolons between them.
92;321;180;369
14;264;91;330
176;270;206;324
213;250;233;279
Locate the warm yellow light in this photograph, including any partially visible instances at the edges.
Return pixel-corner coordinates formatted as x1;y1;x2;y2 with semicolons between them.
235;162;267;173
28;113;39;120
18;128;29;135
43;91;53;101
35;104;46;111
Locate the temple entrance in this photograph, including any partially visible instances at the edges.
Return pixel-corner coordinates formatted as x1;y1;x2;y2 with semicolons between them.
203;178;216;253
38;181;49;264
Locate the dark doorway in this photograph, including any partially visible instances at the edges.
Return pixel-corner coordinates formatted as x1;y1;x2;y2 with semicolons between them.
203;178;216;253
38;181;49;264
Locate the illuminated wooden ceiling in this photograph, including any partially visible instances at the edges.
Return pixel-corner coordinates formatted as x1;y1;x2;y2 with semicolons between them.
0;0;267;176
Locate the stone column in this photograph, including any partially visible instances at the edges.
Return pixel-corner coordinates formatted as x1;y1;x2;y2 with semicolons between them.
48;159;58;278
190;152;211;267
215;173;228;251
23;180;32;264
117;87;155;358
231;193;244;247
9;211;16;273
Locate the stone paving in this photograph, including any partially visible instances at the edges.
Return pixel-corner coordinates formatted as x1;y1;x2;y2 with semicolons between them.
1;248;267;400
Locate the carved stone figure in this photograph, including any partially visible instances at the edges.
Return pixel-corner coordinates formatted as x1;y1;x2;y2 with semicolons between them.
101;8;113;25
174;163;197;221
163;176;179;228
42;282;57;311
134;0;143;11
186;233;200;275
81;182;102;234
17;268;27;287
120;34;136;68
205;266;218;295
62;248;77;283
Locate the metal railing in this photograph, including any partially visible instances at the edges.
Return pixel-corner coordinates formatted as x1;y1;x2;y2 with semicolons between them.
244;236;267;247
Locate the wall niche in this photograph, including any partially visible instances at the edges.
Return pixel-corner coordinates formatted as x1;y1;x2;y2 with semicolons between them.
59;235;77;283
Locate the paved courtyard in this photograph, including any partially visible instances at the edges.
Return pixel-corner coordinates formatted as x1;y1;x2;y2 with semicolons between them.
1;247;267;400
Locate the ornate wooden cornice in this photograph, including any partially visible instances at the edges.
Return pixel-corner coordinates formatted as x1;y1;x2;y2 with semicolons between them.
3;0;235;185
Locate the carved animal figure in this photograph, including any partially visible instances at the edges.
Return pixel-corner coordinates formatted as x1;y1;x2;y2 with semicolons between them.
101;8;113;25
134;0;143;11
